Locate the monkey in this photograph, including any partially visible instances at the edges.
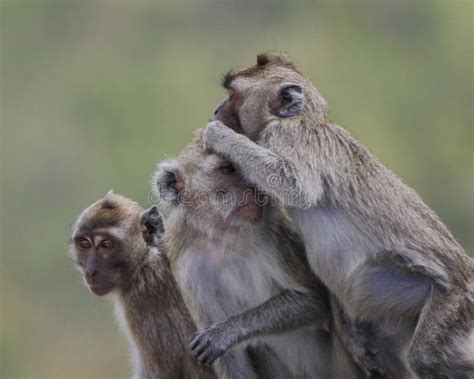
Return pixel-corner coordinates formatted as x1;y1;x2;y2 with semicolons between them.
152;132;366;379
68;192;216;379
202;53;474;378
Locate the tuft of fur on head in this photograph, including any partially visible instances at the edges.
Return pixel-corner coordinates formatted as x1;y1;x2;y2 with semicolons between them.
256;52;301;72
174;129;209;175
71;192;144;239
222;52;301;89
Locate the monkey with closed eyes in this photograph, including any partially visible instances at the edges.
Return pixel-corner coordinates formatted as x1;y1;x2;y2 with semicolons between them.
152;131;365;379
69;192;216;379
201;53;474;378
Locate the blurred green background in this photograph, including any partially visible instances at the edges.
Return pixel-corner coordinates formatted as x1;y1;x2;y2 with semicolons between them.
1;1;472;378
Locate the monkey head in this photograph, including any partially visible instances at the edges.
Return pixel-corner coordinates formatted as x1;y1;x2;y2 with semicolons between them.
213;53;328;140
69;191;147;296
152;131;265;234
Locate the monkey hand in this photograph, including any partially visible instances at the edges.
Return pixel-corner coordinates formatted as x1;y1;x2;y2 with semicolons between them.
203;121;236;153
140;206;165;248
190;324;233;366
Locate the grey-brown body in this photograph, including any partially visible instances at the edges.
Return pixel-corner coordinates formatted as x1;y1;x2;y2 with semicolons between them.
153;137;364;379
111;247;215;379
203;54;474;378
69;193;215;379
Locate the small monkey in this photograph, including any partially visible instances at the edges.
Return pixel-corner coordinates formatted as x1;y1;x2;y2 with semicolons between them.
69;192;216;379
153;133;364;379
203;53;474;378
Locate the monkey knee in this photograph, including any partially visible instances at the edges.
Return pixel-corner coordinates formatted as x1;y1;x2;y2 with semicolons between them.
408;352;474;379
345;263;432;321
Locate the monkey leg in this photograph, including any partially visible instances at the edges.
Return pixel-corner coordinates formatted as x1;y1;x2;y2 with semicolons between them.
408;286;474;379
331;298;389;378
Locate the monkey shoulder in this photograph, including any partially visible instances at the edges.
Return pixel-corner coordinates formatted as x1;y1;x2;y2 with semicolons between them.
259;119;319;151
258;120;377;185
126;251;176;297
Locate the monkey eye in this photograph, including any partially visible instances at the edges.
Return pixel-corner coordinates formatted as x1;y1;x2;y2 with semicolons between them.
77;238;91;249
219;162;236;175
100;239;114;249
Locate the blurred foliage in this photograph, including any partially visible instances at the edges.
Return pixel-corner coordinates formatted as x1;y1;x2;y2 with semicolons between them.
0;1;472;378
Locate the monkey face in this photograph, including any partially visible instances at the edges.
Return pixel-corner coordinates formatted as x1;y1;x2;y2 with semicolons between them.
213;53;328;140
213;76;271;141
70;192;144;296
72;231;126;296
153;140;265;232
214;75;306;141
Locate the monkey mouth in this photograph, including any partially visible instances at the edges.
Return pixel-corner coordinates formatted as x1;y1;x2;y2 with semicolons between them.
88;284;113;296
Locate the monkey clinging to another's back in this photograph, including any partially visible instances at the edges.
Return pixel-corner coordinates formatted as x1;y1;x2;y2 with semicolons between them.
203;53;474;378
69;192;215;379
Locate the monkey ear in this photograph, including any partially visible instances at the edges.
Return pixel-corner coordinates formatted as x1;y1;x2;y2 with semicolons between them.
140;206;165;246
270;83;304;118
154;160;185;202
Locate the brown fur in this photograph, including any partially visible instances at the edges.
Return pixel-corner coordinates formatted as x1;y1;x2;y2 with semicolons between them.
69;192;215;379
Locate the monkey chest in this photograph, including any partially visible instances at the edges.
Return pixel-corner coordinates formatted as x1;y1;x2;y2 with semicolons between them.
176;246;283;323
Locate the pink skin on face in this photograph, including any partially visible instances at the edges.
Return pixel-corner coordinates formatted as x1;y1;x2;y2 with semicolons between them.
237;190;263;221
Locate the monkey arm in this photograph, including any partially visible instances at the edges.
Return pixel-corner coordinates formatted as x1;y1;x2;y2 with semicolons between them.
189;289;330;366
204;121;323;208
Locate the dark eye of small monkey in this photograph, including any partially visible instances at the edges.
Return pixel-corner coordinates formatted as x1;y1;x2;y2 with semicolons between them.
77;238;91;249
219;162;236;175
100;239;114;249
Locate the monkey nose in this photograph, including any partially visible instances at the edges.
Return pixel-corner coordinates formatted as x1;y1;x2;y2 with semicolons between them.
86;269;98;283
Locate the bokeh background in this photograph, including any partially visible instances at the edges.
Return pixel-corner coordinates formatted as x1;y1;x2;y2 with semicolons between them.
1;1;472;378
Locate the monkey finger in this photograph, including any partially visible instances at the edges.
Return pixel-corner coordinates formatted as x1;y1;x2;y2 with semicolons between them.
203;123;225;149
190;334;210;351
191;344;207;358
191;339;211;357
189;335;200;350
203;354;217;366
197;348;213;364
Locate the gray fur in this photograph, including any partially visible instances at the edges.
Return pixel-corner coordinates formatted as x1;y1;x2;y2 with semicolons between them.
152;139;364;379
203;54;474;378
